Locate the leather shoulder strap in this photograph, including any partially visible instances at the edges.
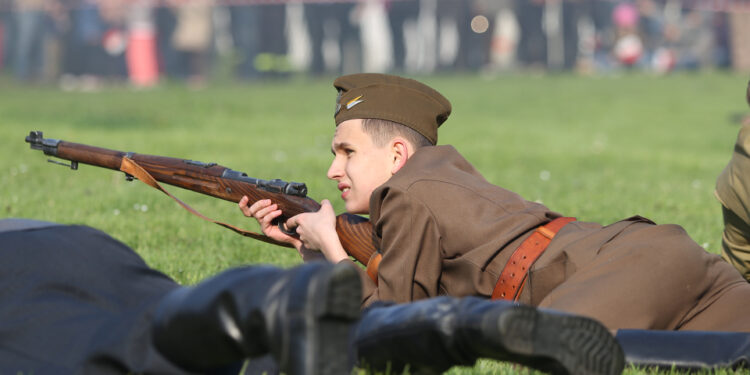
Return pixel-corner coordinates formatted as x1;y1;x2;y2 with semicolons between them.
492;217;576;301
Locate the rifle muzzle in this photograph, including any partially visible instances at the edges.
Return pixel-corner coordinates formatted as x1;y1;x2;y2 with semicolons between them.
25;131;61;156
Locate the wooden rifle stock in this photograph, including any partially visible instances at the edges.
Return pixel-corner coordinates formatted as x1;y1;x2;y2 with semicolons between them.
24;131;377;265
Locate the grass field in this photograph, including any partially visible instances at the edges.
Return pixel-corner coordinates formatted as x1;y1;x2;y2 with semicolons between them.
2;72;749;374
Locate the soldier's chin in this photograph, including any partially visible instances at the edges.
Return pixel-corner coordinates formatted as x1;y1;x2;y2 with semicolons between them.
345;202;369;215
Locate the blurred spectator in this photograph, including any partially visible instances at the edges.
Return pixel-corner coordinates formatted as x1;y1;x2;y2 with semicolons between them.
360;0;391;73
98;0;128;78
61;0;103;85
1;0;749;85
636;0;664;68
516;0;546;69
304;1;361;75
727;0;750;72
712;8;731;69
228;2;260;80
154;4;178;78
586;0;614;72
460;0;497;71
612;1;642;68
12;0;47;80
488;0;519;71
257;3;289;78
386;0;419;72
673;8;714;70
303;1;325;75
562;0;585;70
0;0;11;71
41;0;66;81
170;0;212;86
436;0;469;71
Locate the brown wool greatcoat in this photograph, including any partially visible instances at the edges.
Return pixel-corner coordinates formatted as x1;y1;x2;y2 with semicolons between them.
352;145;750;332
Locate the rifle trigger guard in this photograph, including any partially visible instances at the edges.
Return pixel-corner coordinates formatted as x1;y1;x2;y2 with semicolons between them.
278;221;297;236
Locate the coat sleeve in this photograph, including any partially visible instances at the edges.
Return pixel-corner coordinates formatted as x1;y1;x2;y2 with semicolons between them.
358;185;444;306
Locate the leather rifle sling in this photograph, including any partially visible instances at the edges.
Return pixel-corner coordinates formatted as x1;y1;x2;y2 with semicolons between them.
492;217;576;301
366;252;382;285
119;157;293;248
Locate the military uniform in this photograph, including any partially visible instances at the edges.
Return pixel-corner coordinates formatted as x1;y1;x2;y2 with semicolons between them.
357;144;750;332
331;73;750;333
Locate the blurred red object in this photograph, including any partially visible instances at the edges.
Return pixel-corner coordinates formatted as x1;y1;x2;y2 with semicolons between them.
127;28;159;87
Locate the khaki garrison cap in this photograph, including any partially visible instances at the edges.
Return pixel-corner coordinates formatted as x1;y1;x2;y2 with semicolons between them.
333;73;452;145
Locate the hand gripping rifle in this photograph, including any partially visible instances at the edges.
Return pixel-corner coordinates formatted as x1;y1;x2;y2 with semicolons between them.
25;131;380;273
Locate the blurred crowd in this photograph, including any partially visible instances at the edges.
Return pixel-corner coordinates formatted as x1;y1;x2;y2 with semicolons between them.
1;0;749;89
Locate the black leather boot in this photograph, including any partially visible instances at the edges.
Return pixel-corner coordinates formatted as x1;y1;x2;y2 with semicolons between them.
616;329;750;371
151;262;361;375
354;297;624;375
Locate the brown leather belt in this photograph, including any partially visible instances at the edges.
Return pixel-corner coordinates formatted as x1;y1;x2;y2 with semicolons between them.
491;217;576;301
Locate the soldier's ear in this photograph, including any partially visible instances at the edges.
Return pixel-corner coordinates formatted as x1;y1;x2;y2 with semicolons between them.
391;138;410;175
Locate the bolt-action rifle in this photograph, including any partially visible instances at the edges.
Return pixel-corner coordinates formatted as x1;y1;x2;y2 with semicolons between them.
24;131;378;267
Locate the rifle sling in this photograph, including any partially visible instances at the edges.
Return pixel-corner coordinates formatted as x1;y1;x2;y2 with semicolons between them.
119;157;294;249
366;252;381;286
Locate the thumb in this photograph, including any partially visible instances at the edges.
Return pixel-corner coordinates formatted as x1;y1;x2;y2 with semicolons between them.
285;215;300;230
320;199;335;213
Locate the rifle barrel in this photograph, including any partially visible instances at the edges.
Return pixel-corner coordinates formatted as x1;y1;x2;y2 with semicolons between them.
25;131;378;265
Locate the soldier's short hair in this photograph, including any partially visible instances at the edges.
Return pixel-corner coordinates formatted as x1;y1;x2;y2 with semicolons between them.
361;118;432;149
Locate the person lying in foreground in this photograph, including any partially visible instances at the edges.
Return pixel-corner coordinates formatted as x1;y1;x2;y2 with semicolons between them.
0;218;624;375
0;218;359;375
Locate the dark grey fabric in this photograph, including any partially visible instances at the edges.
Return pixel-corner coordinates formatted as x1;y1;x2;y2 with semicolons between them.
0;223;191;374
616;329;750;370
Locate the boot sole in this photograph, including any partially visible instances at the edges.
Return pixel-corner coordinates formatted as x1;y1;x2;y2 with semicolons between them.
305;263;362;375
493;305;625;375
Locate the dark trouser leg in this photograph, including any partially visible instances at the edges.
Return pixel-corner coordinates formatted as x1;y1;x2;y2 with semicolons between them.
152;261;361;375
354;297;624;375
616;330;750;371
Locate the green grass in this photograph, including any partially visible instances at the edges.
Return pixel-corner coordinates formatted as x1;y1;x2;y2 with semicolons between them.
2;72;749;374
